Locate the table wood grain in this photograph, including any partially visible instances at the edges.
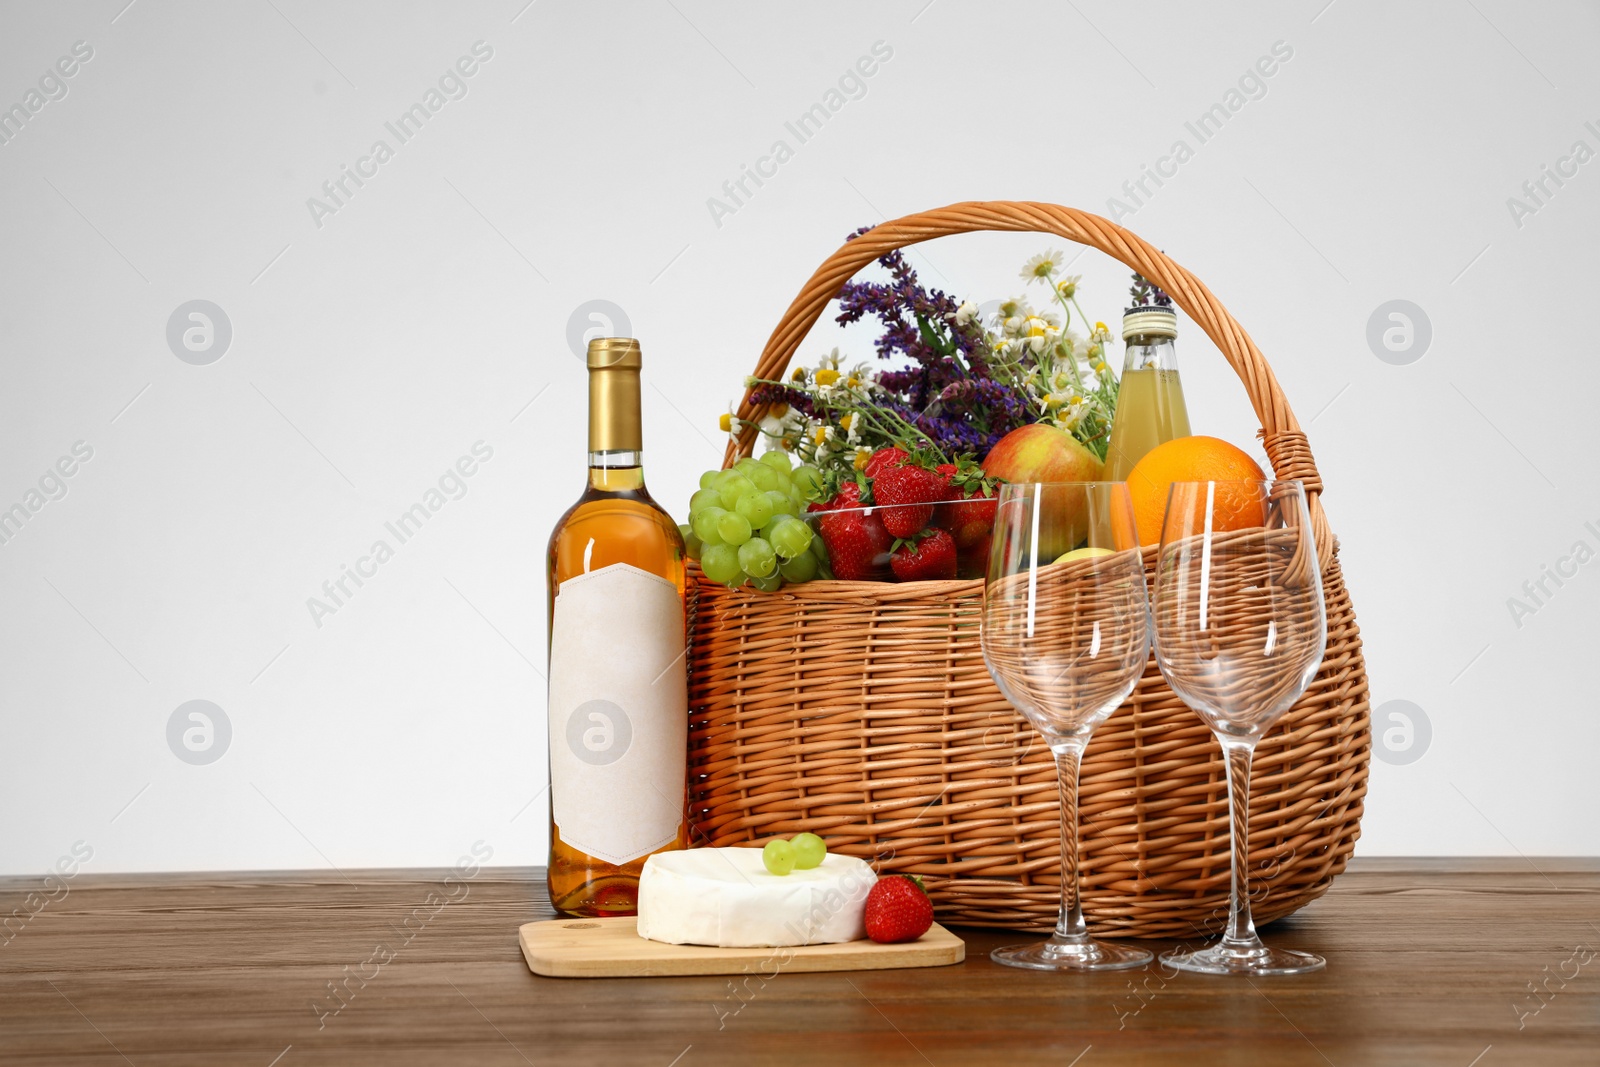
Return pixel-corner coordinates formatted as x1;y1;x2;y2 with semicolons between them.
1;858;1596;1066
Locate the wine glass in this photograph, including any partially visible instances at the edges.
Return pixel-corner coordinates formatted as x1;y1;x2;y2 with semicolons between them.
980;482;1153;972
1152;479;1327;976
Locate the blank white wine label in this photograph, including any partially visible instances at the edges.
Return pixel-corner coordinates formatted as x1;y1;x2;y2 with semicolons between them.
548;563;687;865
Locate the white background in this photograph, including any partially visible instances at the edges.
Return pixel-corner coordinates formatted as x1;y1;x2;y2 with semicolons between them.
1;0;1595;875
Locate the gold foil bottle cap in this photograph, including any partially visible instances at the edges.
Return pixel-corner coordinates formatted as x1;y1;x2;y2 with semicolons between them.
586;337;643;452
586;336;642;369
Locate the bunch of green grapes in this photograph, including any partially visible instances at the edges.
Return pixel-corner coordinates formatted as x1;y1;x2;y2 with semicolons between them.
680;451;830;589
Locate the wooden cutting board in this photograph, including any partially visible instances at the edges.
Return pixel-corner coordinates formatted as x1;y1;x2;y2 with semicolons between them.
520;916;965;978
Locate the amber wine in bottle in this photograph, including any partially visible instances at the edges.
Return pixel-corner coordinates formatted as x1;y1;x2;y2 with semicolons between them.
1104;306;1191;480
545;337;688;917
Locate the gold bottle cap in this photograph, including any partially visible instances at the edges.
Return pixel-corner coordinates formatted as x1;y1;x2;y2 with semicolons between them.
586;336;642;369
1122;307;1177;341
586;337;643;452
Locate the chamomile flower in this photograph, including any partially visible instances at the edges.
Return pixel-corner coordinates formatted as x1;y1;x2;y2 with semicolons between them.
719;410;744;442
852;446;873;470
1055;274;1082;299
757;403;792;440
1021;250;1066;283
952;300;980;326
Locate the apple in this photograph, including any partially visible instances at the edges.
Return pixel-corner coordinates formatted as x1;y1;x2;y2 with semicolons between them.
982;425;1106;559
981;423;1104;485
1053;546;1115;564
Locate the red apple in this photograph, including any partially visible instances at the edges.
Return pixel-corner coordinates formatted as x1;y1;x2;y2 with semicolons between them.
980;425;1106;560
981;424;1104;485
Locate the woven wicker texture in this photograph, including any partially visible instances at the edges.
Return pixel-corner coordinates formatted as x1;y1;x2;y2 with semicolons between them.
689;202;1369;936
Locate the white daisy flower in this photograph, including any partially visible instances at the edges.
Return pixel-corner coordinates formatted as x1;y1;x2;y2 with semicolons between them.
1020;250;1066;283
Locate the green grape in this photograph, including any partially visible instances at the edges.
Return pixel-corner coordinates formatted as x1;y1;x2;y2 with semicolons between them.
678;524;703;562
689;488;723;515
791;465;824;499
734;457;762;475
769;518;813;559
778;551;817;583
763;490;791;518
810;533;829;562
699;470;720;490
768;468;794;494
762;838;796;876
738;537;777;578
750;573;782;592
790;832;826;869
701;543;742;585
717;474;757;510
735;492;774;529
759;450;793;471
748;465;779;492
717;511;752;546
691;506;726;544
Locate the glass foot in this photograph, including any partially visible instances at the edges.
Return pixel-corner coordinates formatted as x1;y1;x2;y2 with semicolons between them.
992;936;1153;972
1160;941;1325;976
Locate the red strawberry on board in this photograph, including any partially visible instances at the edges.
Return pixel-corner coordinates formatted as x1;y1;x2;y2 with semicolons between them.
864;874;934;944
873;462;944;538
818;507;891;581
889;527;958;582
864;446;908;480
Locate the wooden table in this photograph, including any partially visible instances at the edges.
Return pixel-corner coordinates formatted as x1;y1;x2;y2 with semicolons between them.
1;858;1595;1065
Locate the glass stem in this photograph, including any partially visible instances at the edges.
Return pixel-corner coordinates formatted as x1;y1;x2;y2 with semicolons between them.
1220;737;1263;951
1051;742;1089;943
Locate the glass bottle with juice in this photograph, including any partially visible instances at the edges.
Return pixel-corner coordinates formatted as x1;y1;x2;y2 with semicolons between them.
1104;306;1191;481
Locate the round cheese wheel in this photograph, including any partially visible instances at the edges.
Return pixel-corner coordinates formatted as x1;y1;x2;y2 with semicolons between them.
636;847;874;947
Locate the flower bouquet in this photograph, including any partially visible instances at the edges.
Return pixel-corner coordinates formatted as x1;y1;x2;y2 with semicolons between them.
682;228;1152;586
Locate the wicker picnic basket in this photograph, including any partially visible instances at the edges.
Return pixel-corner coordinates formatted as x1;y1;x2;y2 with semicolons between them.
686;202;1370;937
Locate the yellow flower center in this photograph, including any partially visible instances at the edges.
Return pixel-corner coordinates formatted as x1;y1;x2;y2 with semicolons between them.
718;413;734;432
853;449;871;470
813;368;840;386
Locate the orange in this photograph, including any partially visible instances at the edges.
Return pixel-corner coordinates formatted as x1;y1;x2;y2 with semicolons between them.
1125;436;1267;545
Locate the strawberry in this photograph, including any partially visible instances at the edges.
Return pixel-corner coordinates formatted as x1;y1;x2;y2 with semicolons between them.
864;446;908;480
940;489;998;549
864;874;934;944
817;507;891;581
873;462;944;538
808;480;862;513
956;529;992;580
889;527;957;582
931;459;1000;549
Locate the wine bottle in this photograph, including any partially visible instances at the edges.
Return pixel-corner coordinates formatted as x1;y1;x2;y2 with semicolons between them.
545;337;688;917
1103;306;1191;480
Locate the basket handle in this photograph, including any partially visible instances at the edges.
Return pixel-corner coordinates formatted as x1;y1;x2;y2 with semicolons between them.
724;200;1334;571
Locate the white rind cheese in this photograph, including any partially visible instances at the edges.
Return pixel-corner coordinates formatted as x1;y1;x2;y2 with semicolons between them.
636;847;874;947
